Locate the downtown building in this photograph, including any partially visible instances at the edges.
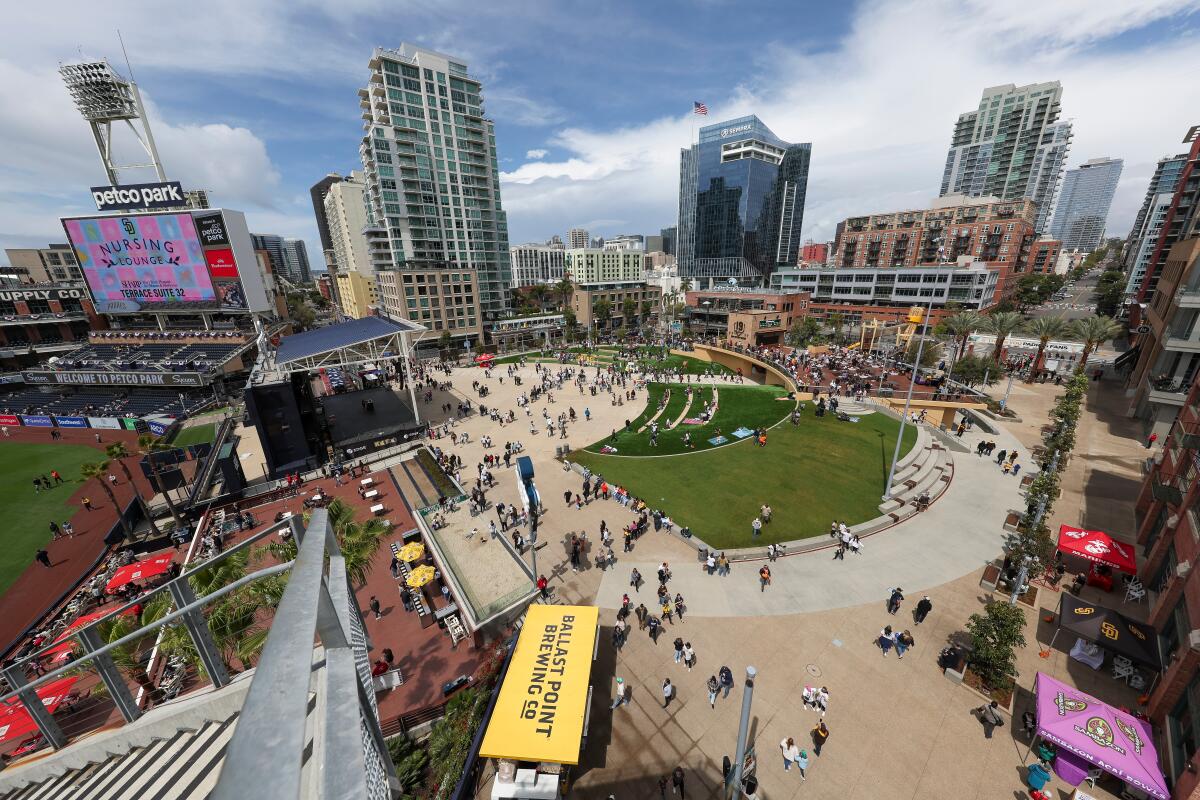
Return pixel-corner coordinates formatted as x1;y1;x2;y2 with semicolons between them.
1124;153;1190;298
677;115;812;289
356;44;512;328
250;234;310;284
831;194;1057;298
1134;132;1200;303
940;82;1072;235
509;243;566;287
1048;157;1124;252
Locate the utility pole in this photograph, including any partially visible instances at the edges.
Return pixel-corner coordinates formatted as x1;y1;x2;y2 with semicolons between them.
883;294;936;500
728;666;757;799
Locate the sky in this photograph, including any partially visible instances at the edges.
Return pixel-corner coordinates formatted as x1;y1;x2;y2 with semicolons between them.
2;0;1200;271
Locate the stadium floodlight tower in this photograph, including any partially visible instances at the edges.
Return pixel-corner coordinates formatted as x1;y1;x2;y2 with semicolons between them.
59;59;167;185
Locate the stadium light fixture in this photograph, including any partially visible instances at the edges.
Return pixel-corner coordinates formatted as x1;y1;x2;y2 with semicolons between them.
59;59;167;185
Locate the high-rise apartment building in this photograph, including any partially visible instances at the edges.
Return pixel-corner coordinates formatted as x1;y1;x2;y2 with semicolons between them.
323;172;373;289
660;226;676;256
800;240;828;263
357;44;512;322
1124;154;1190;296
4;244;81;284
309;174;344;259
509;244;566;287
183;190;211;210
677;115;811;289
940;82;1072;234
567;228;589;249
1136;133;1200;302
831;195;1041;298
281;239;312;283
251;234;288;282
1048;157;1124;252
565;249;644;285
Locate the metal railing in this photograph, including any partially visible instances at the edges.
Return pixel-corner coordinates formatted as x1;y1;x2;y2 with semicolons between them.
3;511;397;798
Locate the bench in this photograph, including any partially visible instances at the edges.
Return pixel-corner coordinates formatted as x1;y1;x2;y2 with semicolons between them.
360;477;374;486
364;489;379;499
370;503;385;515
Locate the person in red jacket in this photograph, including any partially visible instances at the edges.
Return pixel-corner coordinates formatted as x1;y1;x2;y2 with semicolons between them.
537;574;549;598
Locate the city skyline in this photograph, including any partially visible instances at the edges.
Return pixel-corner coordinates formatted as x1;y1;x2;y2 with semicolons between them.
1;1;1199;269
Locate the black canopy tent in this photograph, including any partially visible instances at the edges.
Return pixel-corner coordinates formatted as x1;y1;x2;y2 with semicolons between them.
1051;593;1161;668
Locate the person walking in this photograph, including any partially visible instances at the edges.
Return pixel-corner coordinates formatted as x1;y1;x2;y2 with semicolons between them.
671;766;685;798
887;587;904;615
369;596;382;620
82;497;94;512
662;678;674;708
759;565;771;592
751;517;762;537
811;721;830;756
636;603;648;630
976;701;1004;739
794;749;809;780
648;615;662;643
706;675;719;708
878;625;895;656
780;737;800;771
537;574;549;598
611;677;629;710
895;629;915;659
914;595;933;624
719;665;734;699
682;642;696;671
35;549;52;568
673;636;685;664
630;567;642;591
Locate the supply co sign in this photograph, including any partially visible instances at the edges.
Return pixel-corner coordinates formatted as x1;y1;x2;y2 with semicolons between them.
91;182;186;212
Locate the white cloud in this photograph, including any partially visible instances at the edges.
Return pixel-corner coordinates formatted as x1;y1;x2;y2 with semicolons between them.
502;0;1200;244
525;149;549;160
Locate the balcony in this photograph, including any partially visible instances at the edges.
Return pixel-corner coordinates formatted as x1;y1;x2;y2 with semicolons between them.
1164;337;1200;354
1179;290;1200;309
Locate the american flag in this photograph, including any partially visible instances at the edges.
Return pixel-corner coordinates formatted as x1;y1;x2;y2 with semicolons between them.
693;101;708;116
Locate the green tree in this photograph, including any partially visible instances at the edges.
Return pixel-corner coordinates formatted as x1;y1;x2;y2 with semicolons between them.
982;311;1025;363
640;299;654;324
949;354;999;387
827;311;845;344
594;298;613;331
965;601;1028;691
1013;275;1046;312
439;329;453;353
621;297;638;328
388;735;430;795
786;316;822;348
904;338;943;369
942;311;984;361
80;459;132;540
1021;315;1072;382
1071;316;1124;372
285;292;317;330
138;434;186;530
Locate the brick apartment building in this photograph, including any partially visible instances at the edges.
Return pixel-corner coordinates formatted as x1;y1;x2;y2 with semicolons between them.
832;195;1054;297
1133;367;1200;798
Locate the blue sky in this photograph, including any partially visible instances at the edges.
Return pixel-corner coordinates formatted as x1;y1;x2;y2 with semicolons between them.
2;0;1200;269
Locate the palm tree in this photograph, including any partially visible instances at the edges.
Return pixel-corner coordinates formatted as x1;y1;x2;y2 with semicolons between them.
621;297;638;330
680;278;693;294
273;500;388;587
80;459;132;540
982;311;1025;363
942;311;984;361
827;312;845;344
1021;315;1072;382
138;434;185;531
106;442;162;537
554;277;573;309
1072;316;1124;373
594;299;613;332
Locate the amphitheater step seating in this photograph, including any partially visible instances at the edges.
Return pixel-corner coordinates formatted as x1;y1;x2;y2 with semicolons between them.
834;398;875;416
878;427;954;518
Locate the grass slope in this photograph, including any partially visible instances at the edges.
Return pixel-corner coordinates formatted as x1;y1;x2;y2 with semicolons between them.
0;442;98;595
572;411;917;548
171;423;216;447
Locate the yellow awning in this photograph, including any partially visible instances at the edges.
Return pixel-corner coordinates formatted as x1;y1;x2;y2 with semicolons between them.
479;604;599;765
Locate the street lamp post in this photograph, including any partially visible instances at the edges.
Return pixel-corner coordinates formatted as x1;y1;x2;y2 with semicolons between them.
728;666;757;799
882;292;937;500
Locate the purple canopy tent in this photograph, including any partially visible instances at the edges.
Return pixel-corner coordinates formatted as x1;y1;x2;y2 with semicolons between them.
1033;672;1169;800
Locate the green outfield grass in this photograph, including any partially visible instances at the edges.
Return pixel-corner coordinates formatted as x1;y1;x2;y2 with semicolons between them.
170;423;216;447
0;442;99;596
572;397;916;548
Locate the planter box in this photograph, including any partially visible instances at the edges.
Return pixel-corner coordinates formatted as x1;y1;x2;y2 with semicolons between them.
1004;512;1021;532
962;666;1015;712
980;563;1001;592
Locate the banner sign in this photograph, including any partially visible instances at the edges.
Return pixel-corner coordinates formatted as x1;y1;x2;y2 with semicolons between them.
0;414;20;426
54;416;88;428
63;213;216;314
147;420;170;436
88;416;121;430
121;418;140;431
0;288;87;303
20;415;53;427
23;370;204;387
195;213;230;247
91;181;186;212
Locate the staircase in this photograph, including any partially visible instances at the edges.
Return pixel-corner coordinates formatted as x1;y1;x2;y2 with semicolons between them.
834;397;875;416
877;425;954;520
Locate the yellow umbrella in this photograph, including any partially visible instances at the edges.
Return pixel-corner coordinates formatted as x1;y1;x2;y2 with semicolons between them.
406;565;436;589
397;542;425;563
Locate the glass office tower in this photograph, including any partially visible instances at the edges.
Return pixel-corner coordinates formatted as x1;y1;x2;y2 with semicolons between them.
677;116;811;289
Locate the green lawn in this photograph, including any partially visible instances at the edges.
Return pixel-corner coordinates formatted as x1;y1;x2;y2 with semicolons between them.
587;383;792;457
572;410;917;548
0;442;99;596
171;423;216;447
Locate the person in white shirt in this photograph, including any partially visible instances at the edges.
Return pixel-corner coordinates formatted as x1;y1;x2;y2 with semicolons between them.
780;737;800;771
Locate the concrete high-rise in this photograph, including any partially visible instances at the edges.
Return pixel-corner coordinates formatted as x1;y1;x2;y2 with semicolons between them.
357;44;512;322
509;244;566;287
940;82;1072;234
309;174;344;260
566;228;589;249
677;115;812;289
1048;157;1124;252
250;234;287;282
281;239;312;283
1123;154;1189;296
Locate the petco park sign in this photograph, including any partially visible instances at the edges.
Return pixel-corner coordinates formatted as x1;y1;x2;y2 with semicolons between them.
91;181;186;212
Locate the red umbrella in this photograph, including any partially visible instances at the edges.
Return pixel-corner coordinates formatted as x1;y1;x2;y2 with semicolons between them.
41;604;142;664
1057;525;1137;574
474;354;495;365
106;554;176;594
0;676;81;743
